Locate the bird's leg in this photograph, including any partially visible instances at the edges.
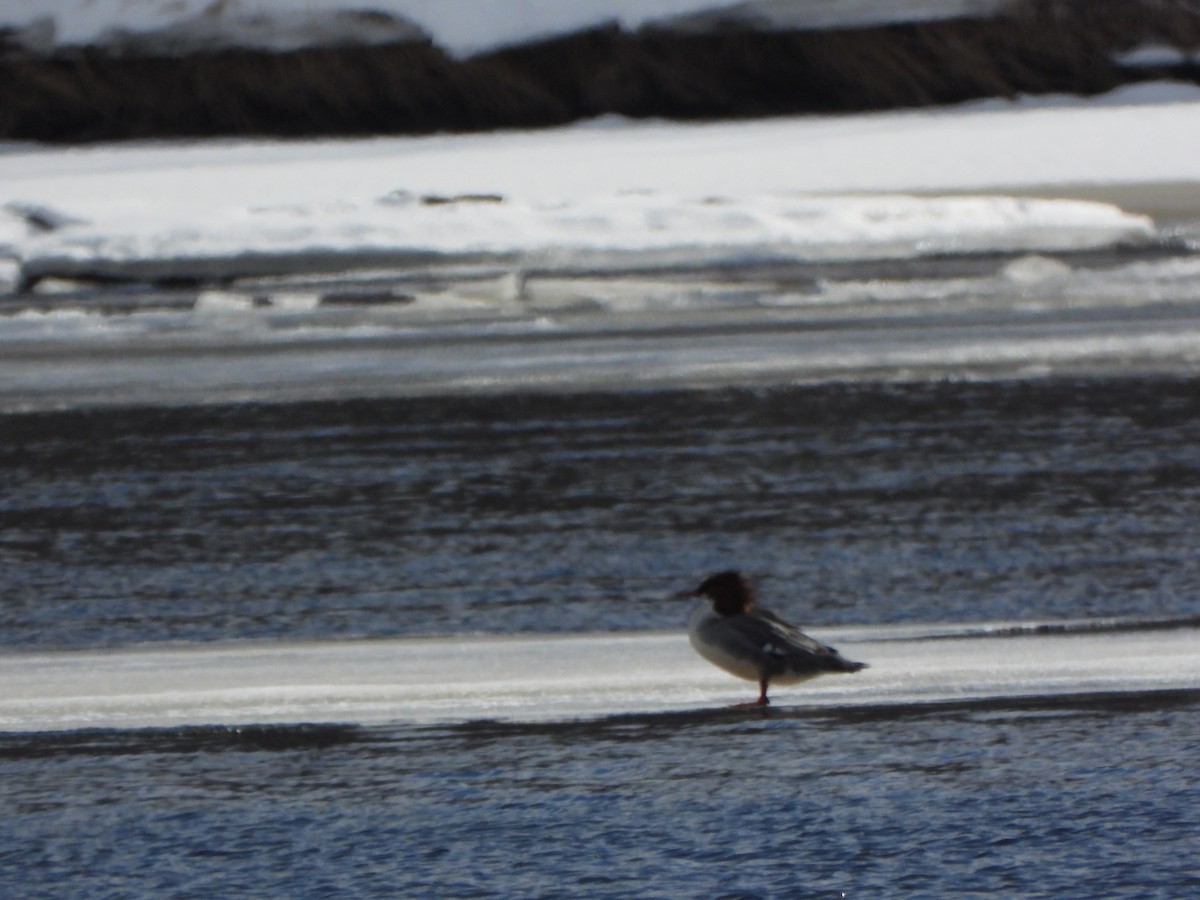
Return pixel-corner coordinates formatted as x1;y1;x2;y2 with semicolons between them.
731;679;771;708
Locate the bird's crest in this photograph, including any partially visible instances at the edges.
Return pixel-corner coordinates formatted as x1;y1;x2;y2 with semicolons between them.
692;570;756;616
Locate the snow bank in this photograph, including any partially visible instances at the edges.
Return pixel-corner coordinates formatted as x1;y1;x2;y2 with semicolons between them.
9;85;1200;290
8;190;1153;290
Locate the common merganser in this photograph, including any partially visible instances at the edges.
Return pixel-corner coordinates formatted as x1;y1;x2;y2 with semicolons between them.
684;570;866;707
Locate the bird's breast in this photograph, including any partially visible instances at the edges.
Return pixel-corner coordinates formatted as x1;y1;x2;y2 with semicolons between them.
688;607;764;682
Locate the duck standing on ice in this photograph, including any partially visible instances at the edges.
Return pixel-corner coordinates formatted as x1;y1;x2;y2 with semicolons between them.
683;570;866;707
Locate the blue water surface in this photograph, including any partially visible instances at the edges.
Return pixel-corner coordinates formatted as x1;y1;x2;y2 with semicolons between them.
3;376;1200;649
2;692;1198;898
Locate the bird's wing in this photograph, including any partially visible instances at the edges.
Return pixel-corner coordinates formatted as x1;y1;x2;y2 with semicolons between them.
693;608;865;679
750;608;840;656
693;611;771;657
743;608;865;675
696;610;817;667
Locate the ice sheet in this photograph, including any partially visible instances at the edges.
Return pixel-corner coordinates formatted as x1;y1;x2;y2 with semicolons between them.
2;624;1197;732
5;296;1200;411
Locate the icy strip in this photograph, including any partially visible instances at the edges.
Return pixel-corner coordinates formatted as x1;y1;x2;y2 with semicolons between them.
1;624;1197;733
4;299;1200;411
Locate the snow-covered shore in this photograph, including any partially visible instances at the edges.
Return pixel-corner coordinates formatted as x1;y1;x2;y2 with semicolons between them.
4;81;1200;409
3;83;1199;293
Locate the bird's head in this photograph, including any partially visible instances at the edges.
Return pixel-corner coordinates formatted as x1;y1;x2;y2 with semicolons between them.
683;570;756;616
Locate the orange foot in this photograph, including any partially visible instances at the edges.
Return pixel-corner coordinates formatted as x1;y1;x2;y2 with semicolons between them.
730;680;770;708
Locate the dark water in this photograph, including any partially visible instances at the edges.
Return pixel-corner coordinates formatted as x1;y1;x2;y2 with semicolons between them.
3;376;1200;649
3;376;1200;897
2;692;1198;898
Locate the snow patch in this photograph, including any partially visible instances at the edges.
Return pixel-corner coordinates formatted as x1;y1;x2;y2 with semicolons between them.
1000;254;1073;285
662;0;1002;33
97;8;427;55
1115;44;1199;68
